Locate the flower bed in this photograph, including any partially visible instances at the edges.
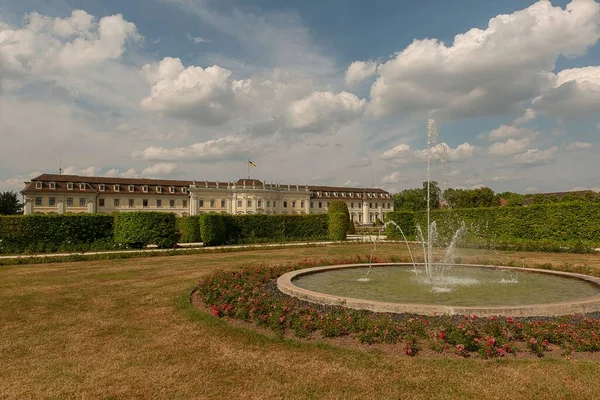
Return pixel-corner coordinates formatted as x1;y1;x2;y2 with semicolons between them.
194;255;600;358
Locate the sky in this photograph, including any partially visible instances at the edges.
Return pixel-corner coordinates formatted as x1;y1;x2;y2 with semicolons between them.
1;0;599;194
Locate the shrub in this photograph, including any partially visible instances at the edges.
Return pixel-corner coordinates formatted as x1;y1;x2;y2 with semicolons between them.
218;214;328;244
177;216;201;243
0;214;113;254
328;201;349;240
114;212;177;248
384;211;415;239
199;213;227;246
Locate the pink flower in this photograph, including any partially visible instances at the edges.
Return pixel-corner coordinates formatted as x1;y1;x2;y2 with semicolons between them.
456;344;465;352
279;315;286;323
406;348;412;356
529;338;537;345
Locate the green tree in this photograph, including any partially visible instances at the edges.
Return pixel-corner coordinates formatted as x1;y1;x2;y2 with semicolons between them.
0;191;22;215
394;181;441;211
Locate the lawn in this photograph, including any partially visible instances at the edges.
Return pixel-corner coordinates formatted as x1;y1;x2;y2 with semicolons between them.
2;243;600;399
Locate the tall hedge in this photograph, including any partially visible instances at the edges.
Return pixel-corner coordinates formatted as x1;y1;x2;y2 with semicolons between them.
114;212;177;248
327;201;349;240
385;203;600;246
176;216;201;243
384;211;415;239
0;214;114;253
199;214;227;246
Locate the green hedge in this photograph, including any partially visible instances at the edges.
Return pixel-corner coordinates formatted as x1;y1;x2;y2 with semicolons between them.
177;216;201;243
385;203;600;251
328;213;348;240
0;214;114;254
198;213;329;246
114;212;178;249
384;211;415;238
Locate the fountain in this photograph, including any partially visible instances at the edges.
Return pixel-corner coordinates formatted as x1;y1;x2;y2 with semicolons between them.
277;119;600;317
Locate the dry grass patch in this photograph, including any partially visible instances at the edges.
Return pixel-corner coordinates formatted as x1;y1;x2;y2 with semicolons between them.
1;244;600;399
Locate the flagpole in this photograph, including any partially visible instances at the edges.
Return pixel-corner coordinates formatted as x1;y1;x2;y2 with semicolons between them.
247;158;250;179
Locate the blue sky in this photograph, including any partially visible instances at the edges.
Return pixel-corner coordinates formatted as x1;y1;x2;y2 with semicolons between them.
1;0;599;194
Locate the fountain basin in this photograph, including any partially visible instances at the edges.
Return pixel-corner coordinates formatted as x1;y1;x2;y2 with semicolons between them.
277;263;600;317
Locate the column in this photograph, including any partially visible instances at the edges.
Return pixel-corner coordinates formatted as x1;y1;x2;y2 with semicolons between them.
305;196;310;214
227;196;233;214
24;197;32;215
190;193;198;216
378;204;383;222
87;199;96;214
362;201;369;226
57;198;65;214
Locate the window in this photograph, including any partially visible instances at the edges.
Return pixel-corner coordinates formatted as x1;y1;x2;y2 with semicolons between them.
67;198;73;206
182;199;188;208
49;197;56;206
169;187;175;193
114;184;120;192
80;183;86;190
221;199;226;208
129;199;135;208
370;203;373;208
129;185;135;192
310;201;313;208
35;197;42;206
318;202;322;208
267;200;271;208
283;201;288;208
99;199;105;207
156;186;162;193
237;199;242;207
114;199;120;207
351;203;354;209
292;201;296;208
170;199;175;208
199;199;204;207
247;199;252;207
143;199;148;208
99;184;105;191
300;200;304;208
142;185;148;193
181;187;187;193
157;199;162;208
35;182;42;189
210;199;215;208
273;201;276;208
49;182;56;189
258;200;262;208
67;183;73;190
80;198;86;207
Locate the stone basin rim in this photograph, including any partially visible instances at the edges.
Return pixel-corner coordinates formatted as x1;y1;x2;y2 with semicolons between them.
276;263;600;317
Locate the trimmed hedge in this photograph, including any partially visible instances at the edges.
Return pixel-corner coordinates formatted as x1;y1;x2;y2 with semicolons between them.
114;212;178;249
198;213;329;246
177;216;201;243
328;213;348;240
385;203;600;251
0;214;113;254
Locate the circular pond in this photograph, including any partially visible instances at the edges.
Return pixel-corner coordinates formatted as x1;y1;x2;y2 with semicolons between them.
277;263;600;317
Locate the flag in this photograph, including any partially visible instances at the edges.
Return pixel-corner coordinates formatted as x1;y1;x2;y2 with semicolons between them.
249;161;256;167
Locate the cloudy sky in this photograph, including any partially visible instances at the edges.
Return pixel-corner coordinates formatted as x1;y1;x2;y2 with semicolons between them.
1;0;599;194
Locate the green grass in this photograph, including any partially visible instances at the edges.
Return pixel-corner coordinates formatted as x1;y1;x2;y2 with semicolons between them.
2;244;600;399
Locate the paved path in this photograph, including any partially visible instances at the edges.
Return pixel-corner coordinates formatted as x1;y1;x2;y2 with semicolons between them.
0;236;396;260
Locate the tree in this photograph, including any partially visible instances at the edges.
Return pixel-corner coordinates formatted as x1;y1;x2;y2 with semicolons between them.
0;191;22;215
394;181;441;211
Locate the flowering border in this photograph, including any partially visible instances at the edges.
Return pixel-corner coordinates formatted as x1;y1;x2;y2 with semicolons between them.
194;255;600;358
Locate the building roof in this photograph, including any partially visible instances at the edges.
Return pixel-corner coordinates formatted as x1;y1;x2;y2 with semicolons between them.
22;173;391;198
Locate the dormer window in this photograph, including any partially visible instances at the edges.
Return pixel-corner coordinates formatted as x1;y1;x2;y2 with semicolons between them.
80;183;86;190
49;182;56;189
67;183;73;190
342;193;346;197
99;184;105;191
142;185;148;193
334;192;338;197
156;186;162;193
114;184;120;192
35;182;42;189
169;187;175;193
128;185;135;192
181;187;187;193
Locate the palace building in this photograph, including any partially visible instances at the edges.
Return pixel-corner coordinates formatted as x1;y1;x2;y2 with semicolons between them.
21;174;394;224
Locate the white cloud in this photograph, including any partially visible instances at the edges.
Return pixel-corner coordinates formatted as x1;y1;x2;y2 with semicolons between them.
345;60;378;87
570;186;600;192
381;172;403;184
490;176;524;182
380;142;475;164
566;141;593;150
0;10;140;77
341;180;360;187
104;168;139;178
132;135;255;161
140;57;242;126
283;91;366;133
188;34;210;44
513;109;536;126
62;165;101;176
488;138;532;156
486;125;537;141
513;146;558;165
142;163;178;176
525;186;540;193
533;66;600;119
365;0;600;120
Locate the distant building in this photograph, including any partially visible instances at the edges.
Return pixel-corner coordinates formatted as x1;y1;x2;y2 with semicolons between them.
21;174;394;224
